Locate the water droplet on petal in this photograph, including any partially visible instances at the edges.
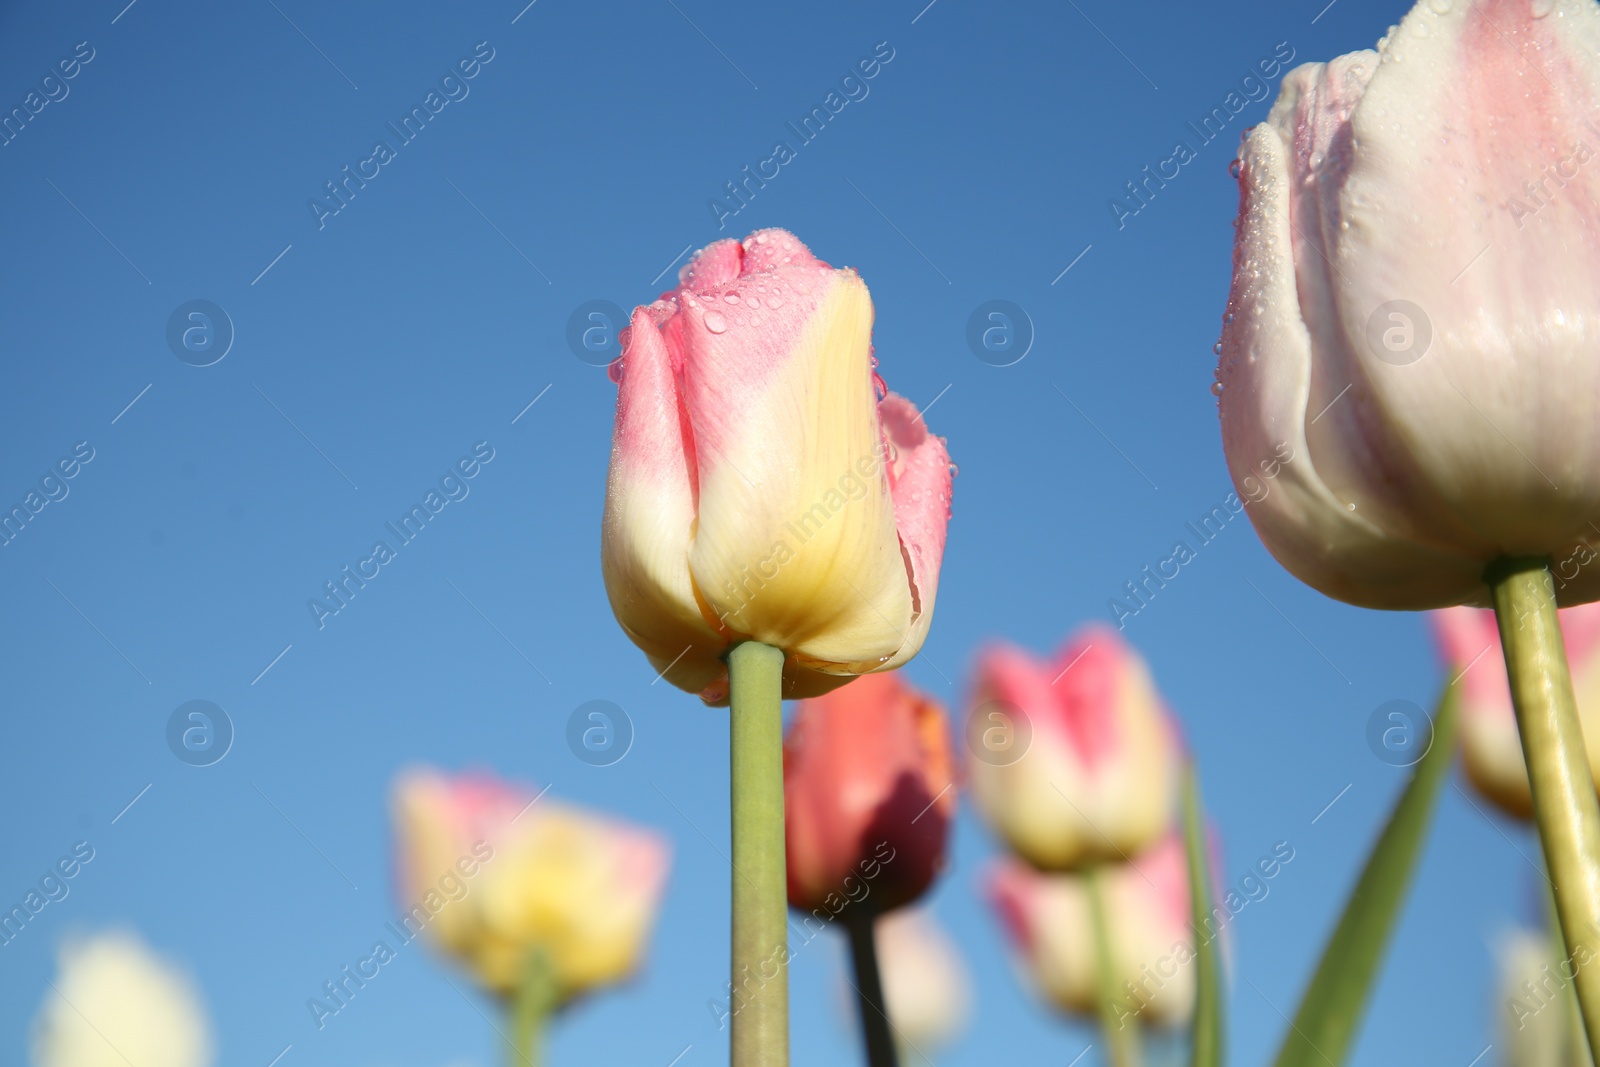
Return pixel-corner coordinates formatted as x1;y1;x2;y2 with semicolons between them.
1210;381;1224;396
766;295;783;309
1224;312;1235;325
1229;159;1243;179
1213;341;1224;355
723;292;741;305
704;311;727;334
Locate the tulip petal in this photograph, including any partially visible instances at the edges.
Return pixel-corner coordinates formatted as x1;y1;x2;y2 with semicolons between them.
680;259;912;667
1325;0;1600;557
873;394;953;673
602;307;727;697
1219;111;1486;609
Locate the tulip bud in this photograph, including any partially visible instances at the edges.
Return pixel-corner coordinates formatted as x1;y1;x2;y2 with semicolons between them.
966;625;1181;872
1498;929;1578;1066
1431;603;1600;819
864;907;971;1054
784;671;955;914
1217;0;1600;610
602;228;954;705
32;930;213;1067
392;769;670;1000
987;834;1198;1028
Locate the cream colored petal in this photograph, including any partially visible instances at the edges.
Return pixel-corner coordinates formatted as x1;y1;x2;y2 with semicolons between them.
681;269;912;666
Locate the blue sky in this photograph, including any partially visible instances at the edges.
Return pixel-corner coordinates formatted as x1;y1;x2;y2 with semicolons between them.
0;0;1527;1064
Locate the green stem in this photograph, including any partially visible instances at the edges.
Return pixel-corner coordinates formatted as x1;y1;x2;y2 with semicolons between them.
728;641;789;1067
508;949;558;1067
1541;874;1595;1067
1085;864;1141;1067
1488;557;1600;1065
1182;765;1224;1067
845;912;900;1067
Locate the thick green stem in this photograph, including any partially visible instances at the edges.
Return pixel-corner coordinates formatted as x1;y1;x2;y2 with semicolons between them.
845;912;899;1067
1085;864;1141;1067
1488;557;1600;1064
508;949;558;1067
728;641;789;1067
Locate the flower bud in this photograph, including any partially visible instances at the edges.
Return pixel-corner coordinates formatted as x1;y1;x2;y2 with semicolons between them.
602;228;953;704
1218;0;1600;609
784;671;955;914
967;625;1181;872
392;768;670;1000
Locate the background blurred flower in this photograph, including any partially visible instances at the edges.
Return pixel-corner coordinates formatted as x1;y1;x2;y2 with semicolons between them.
1216;0;1600;611
32;929;212;1067
1432;604;1600;818
867;906;972;1056
967;625;1181;872
601;228;953;704
986;833;1198;1028
392;768;670;1001
1498;928;1587;1067
785;671;956;914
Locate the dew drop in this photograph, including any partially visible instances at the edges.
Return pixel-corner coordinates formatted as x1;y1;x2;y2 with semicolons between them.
1210;381;1224;396
723;292;741;305
766;295;784;309
746;295;760;309
608;358;625;384
1229;158;1243;179
1224;312;1235;325
1212;341;1224;355
704;310;728;334
1347;502;1357;511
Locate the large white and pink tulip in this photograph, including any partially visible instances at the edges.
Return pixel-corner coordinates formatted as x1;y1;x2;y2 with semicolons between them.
1217;0;1600;609
602;229;953;704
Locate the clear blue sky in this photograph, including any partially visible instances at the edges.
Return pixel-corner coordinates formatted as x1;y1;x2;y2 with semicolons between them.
0;0;1516;1064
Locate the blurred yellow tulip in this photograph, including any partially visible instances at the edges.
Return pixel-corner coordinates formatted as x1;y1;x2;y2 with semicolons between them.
392;768;670;1001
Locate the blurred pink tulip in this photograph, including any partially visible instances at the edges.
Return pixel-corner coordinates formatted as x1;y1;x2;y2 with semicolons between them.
784;671;955;915
601;228;953;705
966;625;1181;872
1432;603;1600;818
987;833;1198;1027
391;769;670;1000
1217;0;1600;610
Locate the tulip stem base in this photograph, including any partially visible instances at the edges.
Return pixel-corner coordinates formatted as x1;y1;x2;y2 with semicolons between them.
1488;556;1600;1064
509;949;557;1067
845;912;900;1067
728;640;789;1067
1085;864;1141;1067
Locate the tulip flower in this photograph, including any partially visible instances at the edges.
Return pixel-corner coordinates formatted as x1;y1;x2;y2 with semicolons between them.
1216;0;1600;613
862;908;972;1058
784;671;955;1067
1432;603;1600;819
1500;928;1594;1067
987;833;1199;1030
392;769;669;1063
966;625;1181;873
603;228;954;1066
784;671;956;915
601;228;954;705
1219;3;1600;1052
32;930;212;1067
